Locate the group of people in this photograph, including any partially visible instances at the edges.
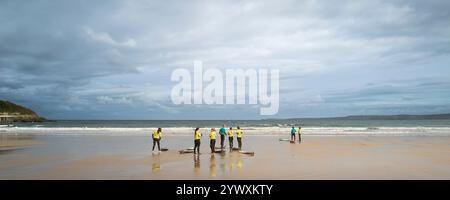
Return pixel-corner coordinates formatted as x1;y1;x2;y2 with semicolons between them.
152;125;301;154
290;126;302;143
151;125;244;154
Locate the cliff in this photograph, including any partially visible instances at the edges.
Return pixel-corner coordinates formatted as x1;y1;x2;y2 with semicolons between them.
0;100;46;123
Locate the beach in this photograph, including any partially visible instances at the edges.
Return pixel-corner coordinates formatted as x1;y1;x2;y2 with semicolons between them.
1;131;450;179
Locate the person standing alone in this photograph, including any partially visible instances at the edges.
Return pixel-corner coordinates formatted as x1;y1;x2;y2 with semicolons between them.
152;128;162;152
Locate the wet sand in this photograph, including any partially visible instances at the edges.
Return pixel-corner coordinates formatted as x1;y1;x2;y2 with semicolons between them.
0;135;450;179
0;135;42;152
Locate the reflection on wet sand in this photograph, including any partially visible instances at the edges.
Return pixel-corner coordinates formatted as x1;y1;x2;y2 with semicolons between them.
219;158;226;175
194;154;200;174
152;153;161;173
236;160;242;173
209;154;216;177
236;155;242;171
226;154;243;172
219;152;245;175
0;134;40;152
189;152;245;178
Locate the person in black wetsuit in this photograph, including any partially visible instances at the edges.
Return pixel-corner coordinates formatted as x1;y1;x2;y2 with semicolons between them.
194;127;202;154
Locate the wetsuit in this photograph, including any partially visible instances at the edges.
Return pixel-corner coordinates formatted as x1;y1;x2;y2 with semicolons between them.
210;130;216;153
194;130;201;154
290;128;296;141
236;129;243;150
298;129;302;143
227;129;234;149
152;131;161;151
219;127;226;149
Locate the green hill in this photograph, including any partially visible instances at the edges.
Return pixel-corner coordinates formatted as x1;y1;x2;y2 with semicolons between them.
0;100;46;123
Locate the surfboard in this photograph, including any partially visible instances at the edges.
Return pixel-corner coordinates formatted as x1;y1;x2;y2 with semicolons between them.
239;151;255;156
161;148;169;151
279;138;291;141
213;149;226;153
179;149;195;154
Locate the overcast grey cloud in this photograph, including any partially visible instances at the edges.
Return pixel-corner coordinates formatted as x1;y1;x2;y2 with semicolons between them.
1;0;450;119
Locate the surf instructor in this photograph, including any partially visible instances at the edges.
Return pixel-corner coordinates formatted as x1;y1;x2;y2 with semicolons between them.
219;125;226;149
290;126;296;141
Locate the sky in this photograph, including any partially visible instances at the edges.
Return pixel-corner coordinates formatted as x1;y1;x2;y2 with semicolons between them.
1;0;450;120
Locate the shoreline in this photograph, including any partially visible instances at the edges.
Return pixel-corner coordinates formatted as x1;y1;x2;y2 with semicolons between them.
1;126;450;137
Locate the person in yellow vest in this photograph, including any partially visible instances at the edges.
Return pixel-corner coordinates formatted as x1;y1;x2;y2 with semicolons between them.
236;126;243;150
227;127;234;150
209;128;217;153
194;127;202;154
152;128;162;152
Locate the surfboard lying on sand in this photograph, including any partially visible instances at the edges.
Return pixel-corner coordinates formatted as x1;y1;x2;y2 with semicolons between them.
161;148;169;151
231;147;240;151
179;149;194;154
239;151;255;156
279;139;296;143
187;146;226;151
213;149;226;153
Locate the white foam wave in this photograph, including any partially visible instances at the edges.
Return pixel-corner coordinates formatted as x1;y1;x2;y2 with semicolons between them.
1;126;450;136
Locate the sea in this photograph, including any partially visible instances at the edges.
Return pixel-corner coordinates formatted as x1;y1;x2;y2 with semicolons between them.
1;119;450;136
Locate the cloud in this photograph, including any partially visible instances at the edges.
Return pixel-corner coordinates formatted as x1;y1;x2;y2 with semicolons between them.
83;26;137;48
1;0;450;119
280;77;450;117
96;96;133;105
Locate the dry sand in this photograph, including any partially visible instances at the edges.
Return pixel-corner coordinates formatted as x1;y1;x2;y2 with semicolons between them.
0;135;449;179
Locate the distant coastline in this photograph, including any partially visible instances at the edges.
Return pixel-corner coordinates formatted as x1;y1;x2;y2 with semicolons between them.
0;100;46;124
285;113;450;120
2;99;450;123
